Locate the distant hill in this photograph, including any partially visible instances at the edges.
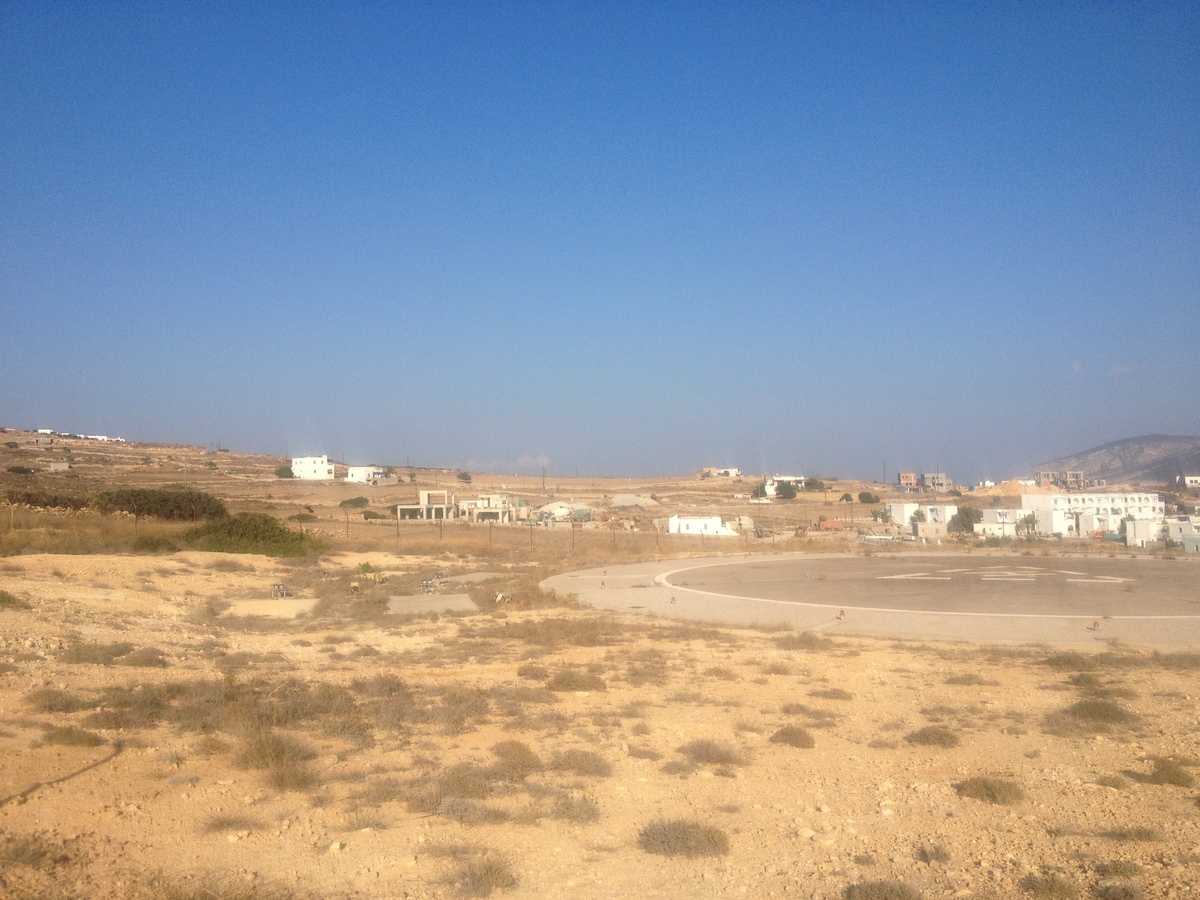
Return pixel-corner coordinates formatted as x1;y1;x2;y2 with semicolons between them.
1037;435;1200;486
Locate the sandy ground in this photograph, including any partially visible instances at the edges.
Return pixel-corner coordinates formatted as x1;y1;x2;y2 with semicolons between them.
0;546;1198;899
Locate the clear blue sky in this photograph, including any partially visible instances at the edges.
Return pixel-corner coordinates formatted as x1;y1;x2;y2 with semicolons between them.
2;3;1197;483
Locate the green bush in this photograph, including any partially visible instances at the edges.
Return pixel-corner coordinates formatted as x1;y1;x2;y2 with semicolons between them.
339;496;369;509
94;488;228;521
362;510;385;520
184;513;323;557
858;492;880;504
3;488;88;510
274;465;294;478
6;466;35;475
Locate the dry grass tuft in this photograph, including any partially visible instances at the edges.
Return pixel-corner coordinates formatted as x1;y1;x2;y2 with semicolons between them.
26;687;93;713
638;818;730;857
550;793;600;822
702;666;739;680
435;845;518;897
678;739;745;767
0;589;32;610
1090;885;1143;900
490;740;544;781
1045;699;1138;735
843;880;923;900
1097;827;1163;842
769;726;815;749
551;748;613;777
40;724;105;747
905;725;960;748
945;673;998;686
1017;872;1078;898
0;832;67;868
1140;758;1195;787
1093;861;1142;878
809;687;854;700
773;632;833;652
955;776;1025;805
546;669;607;692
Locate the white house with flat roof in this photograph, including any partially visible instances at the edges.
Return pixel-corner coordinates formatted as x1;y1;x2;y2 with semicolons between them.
667;515;739;537
345;466;386;485
292;455;335;480
1020;491;1164;537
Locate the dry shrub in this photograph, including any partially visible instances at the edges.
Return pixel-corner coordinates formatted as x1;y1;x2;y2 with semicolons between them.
810;687;854;700
552;748;612;777
128;872;298;899
341;809;387;832
117;647;169;668
551;793;600;822
955;777;1025;805
0;589;32;610
436;845;518;898
1018;873;1078;898
627;744;662;760
1096;774;1129;790
1097;827;1162;842
781;702;839;727
26;688;93;713
769;726;815;749
773;632;833;651
0;833;67;868
945;673;997;686
702;666;738;681
515;663;548;680
1046;699;1138;735
1043;652;1100;672
638;818;730;857
1090;885;1143;900
905;725;960;748
439;798;511;826
678;739;744;767
476;616;622;647
844;881;923;900
490;740;544;781
234;725;317;791
430;686;490;733
61;641;136;665
1141;758;1195;787
546;669;606;692
40;725;105;747
1093;861;1141;878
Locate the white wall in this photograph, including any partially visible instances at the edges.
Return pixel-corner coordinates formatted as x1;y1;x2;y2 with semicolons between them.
292;456;334;480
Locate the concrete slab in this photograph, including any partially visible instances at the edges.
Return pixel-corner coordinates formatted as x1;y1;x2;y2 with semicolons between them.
542;552;1200;647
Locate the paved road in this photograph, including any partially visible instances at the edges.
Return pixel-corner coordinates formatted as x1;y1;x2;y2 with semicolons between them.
541;552;1200;647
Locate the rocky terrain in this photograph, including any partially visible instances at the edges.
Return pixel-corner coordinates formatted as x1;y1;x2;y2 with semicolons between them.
1037;436;1200;486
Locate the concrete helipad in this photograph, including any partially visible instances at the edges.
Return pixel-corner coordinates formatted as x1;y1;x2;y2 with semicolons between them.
541;553;1200;646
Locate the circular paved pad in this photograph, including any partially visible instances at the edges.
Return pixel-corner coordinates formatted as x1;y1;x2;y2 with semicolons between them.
542;553;1200;646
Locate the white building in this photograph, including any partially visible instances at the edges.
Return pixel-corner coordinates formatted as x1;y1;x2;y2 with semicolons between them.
884;502;958;525
346;466;386;485
458;494;517;523
1020;491;1164;537
292;455;335;480
667;515;739;537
